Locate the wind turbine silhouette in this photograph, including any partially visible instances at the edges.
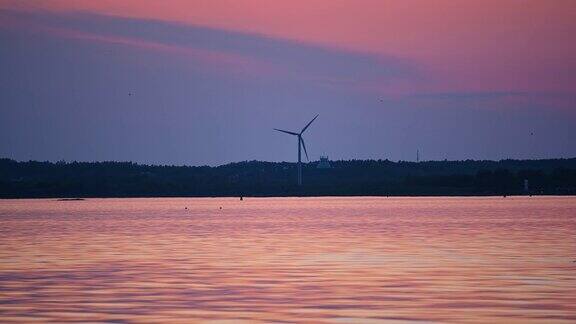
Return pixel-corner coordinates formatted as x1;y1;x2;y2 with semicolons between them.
274;114;319;186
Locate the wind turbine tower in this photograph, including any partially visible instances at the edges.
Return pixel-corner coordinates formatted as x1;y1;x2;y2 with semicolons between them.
274;114;319;186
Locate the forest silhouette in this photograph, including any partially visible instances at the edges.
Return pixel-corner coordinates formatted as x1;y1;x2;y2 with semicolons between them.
1;158;575;198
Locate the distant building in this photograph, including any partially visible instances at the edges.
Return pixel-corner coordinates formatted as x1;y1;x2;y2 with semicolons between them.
317;156;331;169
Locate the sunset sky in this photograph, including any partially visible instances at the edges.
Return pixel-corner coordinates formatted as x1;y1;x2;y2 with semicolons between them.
1;0;575;165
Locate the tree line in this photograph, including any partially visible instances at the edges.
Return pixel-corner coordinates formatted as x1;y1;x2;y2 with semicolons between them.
0;158;575;198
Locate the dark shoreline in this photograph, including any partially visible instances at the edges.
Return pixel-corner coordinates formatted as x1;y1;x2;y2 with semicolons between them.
2;157;575;199
1;193;574;200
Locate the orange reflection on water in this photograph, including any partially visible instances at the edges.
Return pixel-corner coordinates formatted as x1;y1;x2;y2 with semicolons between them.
0;197;575;322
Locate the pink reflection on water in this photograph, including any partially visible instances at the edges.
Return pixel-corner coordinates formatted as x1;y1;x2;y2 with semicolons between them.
1;197;575;322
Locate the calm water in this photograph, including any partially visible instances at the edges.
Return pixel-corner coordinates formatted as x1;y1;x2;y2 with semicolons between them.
0;197;575;323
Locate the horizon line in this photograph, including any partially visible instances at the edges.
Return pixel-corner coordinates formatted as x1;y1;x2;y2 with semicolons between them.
2;156;575;168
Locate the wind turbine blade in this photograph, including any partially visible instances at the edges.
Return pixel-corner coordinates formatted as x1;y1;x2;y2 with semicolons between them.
300;114;319;134
274;128;299;136
300;137;309;161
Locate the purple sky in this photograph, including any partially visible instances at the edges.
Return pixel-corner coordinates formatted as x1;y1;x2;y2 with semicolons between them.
1;4;575;165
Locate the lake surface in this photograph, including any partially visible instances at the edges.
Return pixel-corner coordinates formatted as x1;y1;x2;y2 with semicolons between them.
0;197;575;323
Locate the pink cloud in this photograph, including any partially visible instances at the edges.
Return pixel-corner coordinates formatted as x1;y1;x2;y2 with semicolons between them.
4;0;574;96
0;14;279;78
0;11;418;94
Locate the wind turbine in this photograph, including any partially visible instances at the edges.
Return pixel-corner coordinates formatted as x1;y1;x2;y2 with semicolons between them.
274;114;319;186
